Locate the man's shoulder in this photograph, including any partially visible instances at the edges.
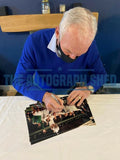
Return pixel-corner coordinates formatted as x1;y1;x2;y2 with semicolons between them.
90;40;97;48
86;39;99;60
31;28;55;41
87;39;98;53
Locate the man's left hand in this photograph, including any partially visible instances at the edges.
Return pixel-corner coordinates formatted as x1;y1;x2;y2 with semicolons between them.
67;86;91;106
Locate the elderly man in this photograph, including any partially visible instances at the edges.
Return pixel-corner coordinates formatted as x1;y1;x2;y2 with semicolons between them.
13;7;106;112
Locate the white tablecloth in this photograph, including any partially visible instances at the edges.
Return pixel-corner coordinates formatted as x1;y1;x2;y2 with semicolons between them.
0;95;120;160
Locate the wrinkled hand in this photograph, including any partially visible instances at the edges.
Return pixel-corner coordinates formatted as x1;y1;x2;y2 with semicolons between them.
67;86;91;106
42;92;64;112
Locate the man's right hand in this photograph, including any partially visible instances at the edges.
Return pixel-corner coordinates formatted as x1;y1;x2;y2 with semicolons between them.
42;92;64;112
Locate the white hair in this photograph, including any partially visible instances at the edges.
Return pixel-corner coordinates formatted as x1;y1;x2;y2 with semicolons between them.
59;7;97;41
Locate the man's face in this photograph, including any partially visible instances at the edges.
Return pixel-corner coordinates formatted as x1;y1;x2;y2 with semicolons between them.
56;25;93;60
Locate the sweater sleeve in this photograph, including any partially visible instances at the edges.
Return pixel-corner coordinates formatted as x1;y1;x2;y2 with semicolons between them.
86;40;107;92
13;35;46;102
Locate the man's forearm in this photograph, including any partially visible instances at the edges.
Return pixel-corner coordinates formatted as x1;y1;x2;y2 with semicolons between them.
13;76;46;102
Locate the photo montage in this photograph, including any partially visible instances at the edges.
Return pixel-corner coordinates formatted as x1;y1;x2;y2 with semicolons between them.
25;96;95;144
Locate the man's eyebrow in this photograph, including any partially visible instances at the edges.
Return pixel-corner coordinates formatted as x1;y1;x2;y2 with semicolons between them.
65;48;72;53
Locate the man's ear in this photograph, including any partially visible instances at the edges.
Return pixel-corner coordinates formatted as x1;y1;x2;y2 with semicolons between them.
55;26;59;40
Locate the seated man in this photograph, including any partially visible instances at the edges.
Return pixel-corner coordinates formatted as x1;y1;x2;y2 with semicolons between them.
13;7;106;112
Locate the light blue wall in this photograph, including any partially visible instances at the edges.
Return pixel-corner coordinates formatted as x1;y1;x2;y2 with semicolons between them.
0;0;120;84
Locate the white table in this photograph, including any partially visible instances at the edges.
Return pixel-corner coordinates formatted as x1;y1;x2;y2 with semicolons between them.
0;95;120;160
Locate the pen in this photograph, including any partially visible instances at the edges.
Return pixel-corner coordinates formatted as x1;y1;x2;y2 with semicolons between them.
51;94;61;105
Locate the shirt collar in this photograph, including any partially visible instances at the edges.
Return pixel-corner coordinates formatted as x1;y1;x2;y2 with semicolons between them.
47;33;57;53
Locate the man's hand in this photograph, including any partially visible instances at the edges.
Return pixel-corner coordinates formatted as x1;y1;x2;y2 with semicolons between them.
67;86;91;106
42;92;64;112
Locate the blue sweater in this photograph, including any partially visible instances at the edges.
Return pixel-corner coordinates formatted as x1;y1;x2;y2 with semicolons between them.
13;28;106;102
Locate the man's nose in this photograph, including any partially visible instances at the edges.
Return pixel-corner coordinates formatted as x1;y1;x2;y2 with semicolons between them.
69;54;76;59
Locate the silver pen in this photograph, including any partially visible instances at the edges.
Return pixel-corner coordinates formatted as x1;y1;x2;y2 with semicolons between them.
51;94;61;105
